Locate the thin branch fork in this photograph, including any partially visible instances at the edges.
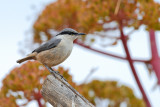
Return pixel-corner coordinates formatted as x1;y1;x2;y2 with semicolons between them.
119;22;151;107
41;72;95;107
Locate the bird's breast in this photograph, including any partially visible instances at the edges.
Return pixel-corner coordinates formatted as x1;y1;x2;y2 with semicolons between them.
36;39;73;67
51;39;73;59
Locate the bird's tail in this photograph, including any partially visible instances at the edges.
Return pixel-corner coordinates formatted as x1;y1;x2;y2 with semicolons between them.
16;53;37;64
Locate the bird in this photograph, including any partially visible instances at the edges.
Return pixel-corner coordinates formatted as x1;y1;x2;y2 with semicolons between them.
17;28;85;75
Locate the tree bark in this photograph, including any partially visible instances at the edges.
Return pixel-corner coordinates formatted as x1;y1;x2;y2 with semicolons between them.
41;73;95;107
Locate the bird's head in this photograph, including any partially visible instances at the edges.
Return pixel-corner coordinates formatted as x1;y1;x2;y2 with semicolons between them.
56;28;86;40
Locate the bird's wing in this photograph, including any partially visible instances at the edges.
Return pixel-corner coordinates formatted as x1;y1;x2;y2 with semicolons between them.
32;38;61;53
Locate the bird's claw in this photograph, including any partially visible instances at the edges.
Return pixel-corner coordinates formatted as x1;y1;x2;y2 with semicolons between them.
53;71;67;82
44;65;67;82
56;72;67;82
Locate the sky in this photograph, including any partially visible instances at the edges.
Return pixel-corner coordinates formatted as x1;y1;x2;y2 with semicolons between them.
0;0;160;107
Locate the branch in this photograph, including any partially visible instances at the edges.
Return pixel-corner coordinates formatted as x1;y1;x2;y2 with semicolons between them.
149;29;160;84
37;98;43;107
74;41;149;63
34;91;43;107
41;73;95;107
119;22;151;107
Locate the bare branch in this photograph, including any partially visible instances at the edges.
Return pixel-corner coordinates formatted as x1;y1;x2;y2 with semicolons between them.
74;40;149;63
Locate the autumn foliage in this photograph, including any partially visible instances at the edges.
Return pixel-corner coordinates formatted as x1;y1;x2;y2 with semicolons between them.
0;61;145;107
1;0;160;106
33;0;160;43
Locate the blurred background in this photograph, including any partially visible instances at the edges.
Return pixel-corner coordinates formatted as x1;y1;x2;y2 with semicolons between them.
0;0;160;107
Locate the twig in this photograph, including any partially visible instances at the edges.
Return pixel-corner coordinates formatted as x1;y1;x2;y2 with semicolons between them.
83;67;98;83
114;0;122;15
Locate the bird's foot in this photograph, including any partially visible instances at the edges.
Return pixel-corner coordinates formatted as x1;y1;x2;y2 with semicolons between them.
55;71;67;82
44;65;67;82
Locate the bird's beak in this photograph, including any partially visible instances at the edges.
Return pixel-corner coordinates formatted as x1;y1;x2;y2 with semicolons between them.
77;33;86;35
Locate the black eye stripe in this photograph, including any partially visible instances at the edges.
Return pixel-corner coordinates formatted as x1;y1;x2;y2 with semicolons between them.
58;31;78;35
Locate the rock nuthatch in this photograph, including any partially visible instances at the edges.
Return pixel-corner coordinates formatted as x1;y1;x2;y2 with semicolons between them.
17;28;85;74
